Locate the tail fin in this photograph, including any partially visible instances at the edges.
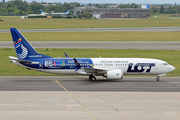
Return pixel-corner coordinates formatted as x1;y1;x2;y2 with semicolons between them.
10;28;52;60
66;10;70;14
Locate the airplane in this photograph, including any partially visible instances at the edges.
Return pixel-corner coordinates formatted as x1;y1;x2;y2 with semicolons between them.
28;10;48;17
40;10;48;15
51;10;70;15
153;15;157;18
9;28;175;81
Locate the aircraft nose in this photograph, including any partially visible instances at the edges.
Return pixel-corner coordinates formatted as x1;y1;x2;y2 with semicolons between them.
170;65;175;72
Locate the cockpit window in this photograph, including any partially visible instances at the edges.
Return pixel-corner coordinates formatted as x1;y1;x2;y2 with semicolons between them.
163;63;168;65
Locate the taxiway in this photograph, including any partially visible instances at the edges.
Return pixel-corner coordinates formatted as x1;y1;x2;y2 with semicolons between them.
0;76;180;92
0;76;180;120
1;27;180;33
1;41;180;50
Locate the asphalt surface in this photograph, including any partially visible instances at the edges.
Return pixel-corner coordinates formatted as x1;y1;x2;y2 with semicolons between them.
1;27;180;33
1;90;180;120
1;41;180;50
1;27;180;120
0;76;180;92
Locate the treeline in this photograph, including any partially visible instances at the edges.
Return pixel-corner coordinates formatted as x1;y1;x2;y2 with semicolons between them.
85;3;140;8
151;4;180;14
78;13;93;19
0;0;180;16
0;0;80;15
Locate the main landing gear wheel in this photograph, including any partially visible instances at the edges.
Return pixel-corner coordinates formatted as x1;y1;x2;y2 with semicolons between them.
156;76;160;81
89;75;96;81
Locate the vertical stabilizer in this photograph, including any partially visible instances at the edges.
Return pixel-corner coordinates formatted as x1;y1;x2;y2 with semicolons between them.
10;28;51;60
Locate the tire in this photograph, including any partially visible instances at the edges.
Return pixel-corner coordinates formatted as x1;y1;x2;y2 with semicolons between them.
156;78;160;81
89;75;96;81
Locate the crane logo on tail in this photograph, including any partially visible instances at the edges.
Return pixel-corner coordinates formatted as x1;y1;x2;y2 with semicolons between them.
14;38;28;59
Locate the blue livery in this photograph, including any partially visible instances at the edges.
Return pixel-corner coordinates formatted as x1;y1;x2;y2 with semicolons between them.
10;28;93;71
10;28;52;60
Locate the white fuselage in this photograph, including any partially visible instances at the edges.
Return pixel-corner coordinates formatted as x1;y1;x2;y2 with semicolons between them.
12;58;175;76
91;58;174;75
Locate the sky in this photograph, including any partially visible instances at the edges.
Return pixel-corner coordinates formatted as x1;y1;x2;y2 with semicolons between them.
5;0;179;4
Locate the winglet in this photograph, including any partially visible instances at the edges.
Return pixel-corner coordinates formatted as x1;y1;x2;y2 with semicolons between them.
74;58;81;71
64;52;69;58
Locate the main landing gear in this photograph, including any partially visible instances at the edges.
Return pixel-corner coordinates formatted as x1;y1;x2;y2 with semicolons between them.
89;75;96;81
156;76;160;81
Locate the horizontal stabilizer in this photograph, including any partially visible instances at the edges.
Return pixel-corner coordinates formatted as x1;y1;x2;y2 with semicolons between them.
9;56;31;63
64;52;69;58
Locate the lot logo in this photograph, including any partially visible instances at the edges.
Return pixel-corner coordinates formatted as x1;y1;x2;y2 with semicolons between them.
127;63;155;73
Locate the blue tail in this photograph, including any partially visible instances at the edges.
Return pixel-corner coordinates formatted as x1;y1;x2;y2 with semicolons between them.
10;28;52;60
66;10;70;14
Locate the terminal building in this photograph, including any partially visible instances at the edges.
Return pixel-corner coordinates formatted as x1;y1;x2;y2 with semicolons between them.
73;7;151;18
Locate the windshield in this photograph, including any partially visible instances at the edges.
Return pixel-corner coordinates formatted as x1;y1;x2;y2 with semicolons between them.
163;63;168;65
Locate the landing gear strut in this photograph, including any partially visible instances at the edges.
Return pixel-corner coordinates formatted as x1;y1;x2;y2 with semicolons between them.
89;75;96;81
156;76;160;81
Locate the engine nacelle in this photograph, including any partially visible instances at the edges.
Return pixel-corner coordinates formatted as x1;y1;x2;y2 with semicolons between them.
105;69;123;80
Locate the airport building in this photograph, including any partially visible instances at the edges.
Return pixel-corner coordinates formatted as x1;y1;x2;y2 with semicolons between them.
73;7;151;18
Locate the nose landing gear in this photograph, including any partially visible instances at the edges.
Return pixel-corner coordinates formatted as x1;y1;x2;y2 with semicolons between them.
156;76;160;81
156;74;166;81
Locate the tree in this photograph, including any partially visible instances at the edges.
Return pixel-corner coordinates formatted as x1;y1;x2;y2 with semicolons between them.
83;12;88;18
78;14;82;19
151;5;158;14
174;2;177;9
177;6;180;14
74;3;80;7
87;3;91;6
63;2;72;12
89;13;93;18
118;4;133;8
0;7;8;15
7;7;16;13
159;4;165;13
7;0;28;12
165;6;176;14
73;15;76;18
130;3;139;8
46;4;57;12
103;5;107;8
29;2;45;14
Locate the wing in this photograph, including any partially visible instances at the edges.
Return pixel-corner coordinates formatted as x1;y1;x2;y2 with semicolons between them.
79;67;107;75
73;58;107;75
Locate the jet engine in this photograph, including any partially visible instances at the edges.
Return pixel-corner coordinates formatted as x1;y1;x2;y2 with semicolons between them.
104;69;123;80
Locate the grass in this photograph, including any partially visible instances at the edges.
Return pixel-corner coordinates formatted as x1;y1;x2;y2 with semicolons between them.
0;48;178;76
0;15;180;29
1;31;180;41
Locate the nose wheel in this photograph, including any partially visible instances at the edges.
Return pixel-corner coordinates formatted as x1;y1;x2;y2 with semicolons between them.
89;75;96;81
156;76;160;81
